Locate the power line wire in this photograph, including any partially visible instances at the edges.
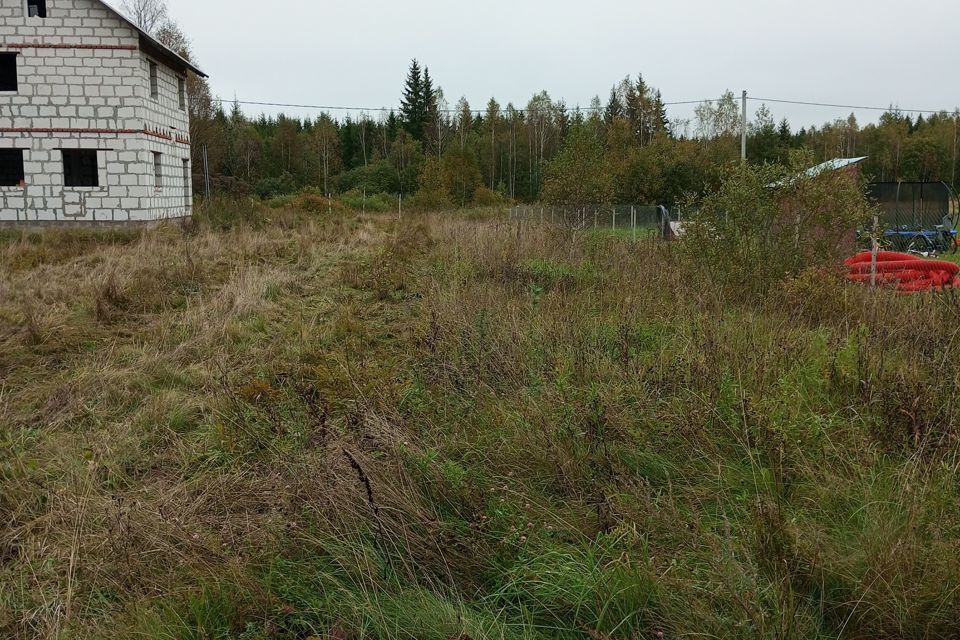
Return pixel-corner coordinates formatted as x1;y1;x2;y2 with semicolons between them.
235;101;392;113
228;96;959;118
229;97;724;115
749;96;956;115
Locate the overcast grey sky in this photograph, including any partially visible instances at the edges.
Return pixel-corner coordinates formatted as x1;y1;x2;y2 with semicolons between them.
156;0;959;128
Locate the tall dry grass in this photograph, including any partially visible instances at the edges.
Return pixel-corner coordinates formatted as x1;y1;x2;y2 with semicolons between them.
1;202;960;639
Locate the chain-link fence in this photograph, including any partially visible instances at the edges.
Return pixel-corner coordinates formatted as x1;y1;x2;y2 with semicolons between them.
508;205;676;239
868;182;959;230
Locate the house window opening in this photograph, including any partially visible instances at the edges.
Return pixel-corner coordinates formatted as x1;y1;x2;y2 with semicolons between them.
0;149;25;187
0;53;17;92
149;61;159;99
62;149;99;187
177;77;186;110
153;152;163;189
27;0;47;18
182;159;190;208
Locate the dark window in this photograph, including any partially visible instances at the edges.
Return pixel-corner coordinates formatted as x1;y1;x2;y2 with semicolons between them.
153;152;162;188
0;149;25;186
27;0;47;18
177;77;186;110
62;149;99;187
149;61;159;99
0;53;17;92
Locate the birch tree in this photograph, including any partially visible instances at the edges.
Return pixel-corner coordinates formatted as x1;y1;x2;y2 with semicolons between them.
314;114;339;196
121;0;168;33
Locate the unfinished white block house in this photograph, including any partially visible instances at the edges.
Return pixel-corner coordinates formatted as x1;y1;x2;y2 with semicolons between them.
0;0;207;223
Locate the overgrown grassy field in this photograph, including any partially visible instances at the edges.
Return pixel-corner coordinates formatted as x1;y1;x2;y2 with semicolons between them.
2;206;960;639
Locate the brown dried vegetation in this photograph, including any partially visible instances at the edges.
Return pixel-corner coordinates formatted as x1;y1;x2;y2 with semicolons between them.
1;202;960;639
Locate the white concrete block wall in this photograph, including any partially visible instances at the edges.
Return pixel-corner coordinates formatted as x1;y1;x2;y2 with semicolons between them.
138;51;190;135
0;47;142;131
0;0;134;46
140;135;191;220
0;0;196;224
136;49;192;219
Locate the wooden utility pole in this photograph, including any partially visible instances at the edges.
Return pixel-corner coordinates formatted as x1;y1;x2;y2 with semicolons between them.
741;90;748;161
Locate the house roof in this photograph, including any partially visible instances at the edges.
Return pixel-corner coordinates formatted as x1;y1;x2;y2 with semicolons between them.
98;0;208;78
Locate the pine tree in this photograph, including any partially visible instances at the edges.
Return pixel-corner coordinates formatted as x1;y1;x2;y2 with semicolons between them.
400;60;425;141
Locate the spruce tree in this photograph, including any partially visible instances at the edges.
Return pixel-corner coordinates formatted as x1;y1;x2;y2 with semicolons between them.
635;75;652;144
778;118;792;145
339;116;359;170
400;59;425;141
652;90;670;136
624;79;641;137
386;110;399;143
423;68;438;136
423;67;436;115
604;87;624;126
423;67;442;154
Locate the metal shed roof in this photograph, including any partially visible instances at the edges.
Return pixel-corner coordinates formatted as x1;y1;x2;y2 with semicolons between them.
770;156;868;188
803;157;868;179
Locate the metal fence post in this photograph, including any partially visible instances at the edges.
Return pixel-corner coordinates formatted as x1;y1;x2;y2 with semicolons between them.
202;144;211;199
612;207;617;231
632;206;637;242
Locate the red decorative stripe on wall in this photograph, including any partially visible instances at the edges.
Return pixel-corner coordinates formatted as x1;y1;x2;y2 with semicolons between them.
143;127;173;141
0;128;191;145
0;127;140;134
3;43;138;51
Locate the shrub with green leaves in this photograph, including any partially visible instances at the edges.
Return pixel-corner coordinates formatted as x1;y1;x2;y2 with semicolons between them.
684;151;874;295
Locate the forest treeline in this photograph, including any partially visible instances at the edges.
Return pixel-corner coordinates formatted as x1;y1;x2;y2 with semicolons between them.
179;51;959;207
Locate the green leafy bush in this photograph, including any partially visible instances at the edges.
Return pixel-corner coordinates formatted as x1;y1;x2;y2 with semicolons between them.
332;160;399;195
254;172;299;199
338;189;396;213
683;151;874;295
